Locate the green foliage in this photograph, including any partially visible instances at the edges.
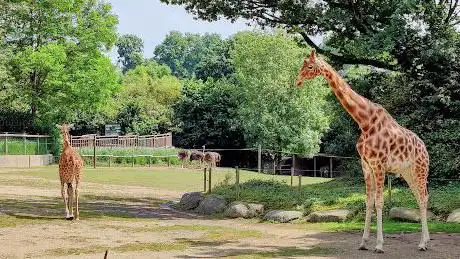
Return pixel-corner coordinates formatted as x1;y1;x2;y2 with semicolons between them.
115;61;181;135
117;34;144;73
173;78;245;148
154;31;233;79
231;31;330;155
1;0;120;131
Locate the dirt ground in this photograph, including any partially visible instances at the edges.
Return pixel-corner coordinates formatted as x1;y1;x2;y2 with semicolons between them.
0;170;459;259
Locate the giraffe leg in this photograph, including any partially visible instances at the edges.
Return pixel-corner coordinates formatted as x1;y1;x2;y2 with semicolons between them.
373;168;385;253
67;183;74;219
61;182;70;219
404;168;430;250
75;181;80;221
359;160;374;250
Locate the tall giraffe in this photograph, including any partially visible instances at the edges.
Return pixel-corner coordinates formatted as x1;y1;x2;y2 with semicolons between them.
57;123;84;220
296;49;430;252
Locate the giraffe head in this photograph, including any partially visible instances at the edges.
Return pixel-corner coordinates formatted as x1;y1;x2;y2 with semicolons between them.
56;123;73;145
296;49;322;87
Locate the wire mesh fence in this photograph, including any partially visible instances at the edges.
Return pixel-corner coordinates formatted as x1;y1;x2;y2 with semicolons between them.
0;133;52;155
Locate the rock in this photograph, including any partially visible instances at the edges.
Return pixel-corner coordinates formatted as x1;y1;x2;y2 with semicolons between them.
263;210;303;223
195;195;227;215
389;207;435;222
179;192;203;210
247;203;264;218
224;202;265;218
447;209;460;223
306;209;351;223
224;202;249;218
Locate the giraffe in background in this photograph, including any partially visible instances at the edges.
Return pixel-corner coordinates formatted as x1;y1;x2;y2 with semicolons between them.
296;49;430;252
57;123;84;220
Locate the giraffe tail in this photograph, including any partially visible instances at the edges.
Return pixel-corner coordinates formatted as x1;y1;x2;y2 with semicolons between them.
104;250;108;259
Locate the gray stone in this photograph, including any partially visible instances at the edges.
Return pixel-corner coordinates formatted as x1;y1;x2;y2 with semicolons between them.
224;202;249;218
263;210;303;223
179;192;203;210
247;203;264;218
447;208;460;223
195;195;227;215
306;209;352;223
224;202;265;218
389;207;435;222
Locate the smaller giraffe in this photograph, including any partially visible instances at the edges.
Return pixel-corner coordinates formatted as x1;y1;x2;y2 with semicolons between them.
57;123;83;220
204;152;221;169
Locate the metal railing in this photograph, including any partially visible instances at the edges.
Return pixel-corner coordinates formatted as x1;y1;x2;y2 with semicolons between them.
0;133;52;155
71;133;173;149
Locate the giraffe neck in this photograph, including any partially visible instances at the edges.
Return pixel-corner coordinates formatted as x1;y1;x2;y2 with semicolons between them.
319;62;376;130
62;133;71;149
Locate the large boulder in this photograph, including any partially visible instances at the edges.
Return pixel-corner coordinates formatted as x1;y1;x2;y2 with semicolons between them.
264;210;303;223
447;209;460;223
195;194;227;215
389;207;435;222
247;203;265;218
179;192;204;210
306;209;351;223
224;202;265;218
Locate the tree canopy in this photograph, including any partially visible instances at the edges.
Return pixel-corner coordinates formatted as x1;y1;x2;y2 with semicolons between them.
0;0;120;131
117;34;144;73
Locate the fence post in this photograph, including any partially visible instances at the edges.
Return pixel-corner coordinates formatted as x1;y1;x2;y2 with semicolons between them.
45;137;48;154
208;167;212;193
290;167;294;186
258;145;262;173
23;136;26;155
167;156;171;167
235;166;240;199
298;175;302;193
109;155;112;168
329;157;333;178
148;156;151;167
37;136;40;155
93;135;96;168
5;133;8;155
203;168;207;193
313;156;316;177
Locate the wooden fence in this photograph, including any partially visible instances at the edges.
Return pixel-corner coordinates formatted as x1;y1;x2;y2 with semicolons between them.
71;133;173;149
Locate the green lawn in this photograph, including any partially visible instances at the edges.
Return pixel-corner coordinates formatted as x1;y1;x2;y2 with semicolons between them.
7;166;330;192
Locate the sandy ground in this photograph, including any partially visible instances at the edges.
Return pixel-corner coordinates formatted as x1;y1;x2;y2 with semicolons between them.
0;171;458;259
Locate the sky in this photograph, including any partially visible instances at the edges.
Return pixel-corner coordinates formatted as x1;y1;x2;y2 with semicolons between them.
108;0;251;59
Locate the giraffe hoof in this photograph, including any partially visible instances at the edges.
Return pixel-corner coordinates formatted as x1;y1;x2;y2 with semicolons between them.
65;216;74;220
418;246;427;251
374;248;384;253
358;245;368;250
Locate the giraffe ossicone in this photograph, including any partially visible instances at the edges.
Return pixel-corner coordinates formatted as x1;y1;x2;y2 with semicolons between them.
296;49;430;252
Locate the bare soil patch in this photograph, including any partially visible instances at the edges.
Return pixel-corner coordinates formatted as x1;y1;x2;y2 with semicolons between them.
0;170;458;258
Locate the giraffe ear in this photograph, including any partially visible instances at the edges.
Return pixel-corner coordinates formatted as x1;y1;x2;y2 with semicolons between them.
55;124;62;129
309;49;317;62
69;123;75;129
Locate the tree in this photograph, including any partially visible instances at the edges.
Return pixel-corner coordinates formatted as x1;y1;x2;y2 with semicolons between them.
161;0;460;180
116;34;144;73
154;31;233;79
116;61;181;135
1;0;120;131
231;31;330;155
173;79;245;148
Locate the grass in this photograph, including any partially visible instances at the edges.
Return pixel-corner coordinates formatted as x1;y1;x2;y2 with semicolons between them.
77;147;181;167
0;138;51;155
227;247;339;258
43;241;188;256
295;219;460;233
7;166;330;192
212;178;460;219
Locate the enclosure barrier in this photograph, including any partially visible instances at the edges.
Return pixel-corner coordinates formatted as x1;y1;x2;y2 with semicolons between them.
71;133;173;149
